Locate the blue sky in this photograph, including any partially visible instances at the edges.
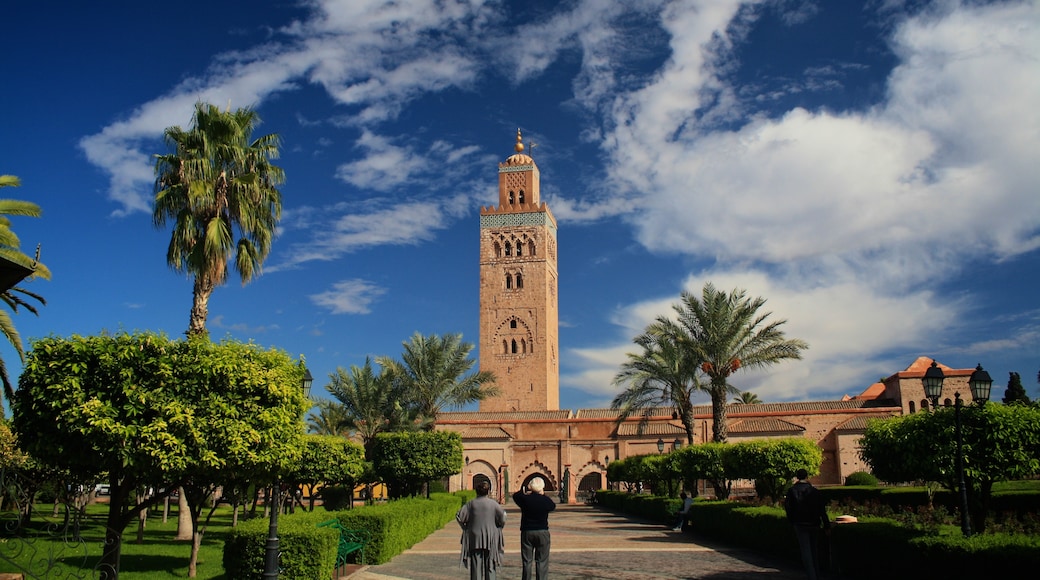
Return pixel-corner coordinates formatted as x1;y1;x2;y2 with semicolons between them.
2;0;1038;412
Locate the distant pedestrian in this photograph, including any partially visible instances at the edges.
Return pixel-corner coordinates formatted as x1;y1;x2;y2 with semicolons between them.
784;469;831;580
671;491;693;531
513;477;556;580
457;480;506;580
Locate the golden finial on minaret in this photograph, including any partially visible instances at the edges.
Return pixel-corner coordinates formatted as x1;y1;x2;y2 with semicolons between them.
515;128;524;153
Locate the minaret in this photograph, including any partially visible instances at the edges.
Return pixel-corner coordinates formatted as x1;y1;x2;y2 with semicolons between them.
478;129;559;412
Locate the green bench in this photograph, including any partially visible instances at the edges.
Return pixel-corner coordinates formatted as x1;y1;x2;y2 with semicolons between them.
317;519;370;566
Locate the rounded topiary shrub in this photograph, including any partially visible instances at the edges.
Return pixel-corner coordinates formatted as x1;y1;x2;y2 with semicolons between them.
844;471;879;486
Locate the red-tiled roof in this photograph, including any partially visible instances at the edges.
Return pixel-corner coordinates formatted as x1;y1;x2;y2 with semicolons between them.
728;417;804;434
438;410;573;421
834;414;893;432
616;422;687;436
459;426;513;439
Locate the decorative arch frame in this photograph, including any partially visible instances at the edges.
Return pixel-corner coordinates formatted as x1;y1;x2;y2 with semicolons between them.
516;460;557;492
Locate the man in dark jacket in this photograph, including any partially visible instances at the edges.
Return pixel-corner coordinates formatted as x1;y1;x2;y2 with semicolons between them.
784;469;831;580
512;477;556;580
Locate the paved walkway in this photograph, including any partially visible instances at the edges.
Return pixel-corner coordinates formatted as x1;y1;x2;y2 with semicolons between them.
346;503;806;579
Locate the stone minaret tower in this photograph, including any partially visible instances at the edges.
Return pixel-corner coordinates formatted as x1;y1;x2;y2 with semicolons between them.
478;129;559;412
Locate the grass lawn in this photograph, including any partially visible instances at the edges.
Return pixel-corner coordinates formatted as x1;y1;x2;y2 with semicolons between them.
0;503;253;579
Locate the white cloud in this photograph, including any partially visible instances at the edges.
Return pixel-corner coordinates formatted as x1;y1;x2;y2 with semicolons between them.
79;0;495;215
559;1;1040;402
310;279;387;314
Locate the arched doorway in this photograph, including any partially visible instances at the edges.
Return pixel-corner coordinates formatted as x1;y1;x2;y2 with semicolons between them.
577;473;602;504
521;473;556;492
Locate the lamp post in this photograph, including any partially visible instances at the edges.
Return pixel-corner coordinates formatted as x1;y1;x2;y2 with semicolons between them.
672;439;682;452
262;368;314;579
656;438;665;453
920;360;992;537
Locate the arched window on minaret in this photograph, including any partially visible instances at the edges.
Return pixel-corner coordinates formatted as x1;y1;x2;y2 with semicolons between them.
516;273;523;289
510;320;517;329
508;191;515;204
505;242;512;256
516;241;522;256
529;239;536;256
519;190;525;204
909;400;916;414
503;340;508;354
511;339;518;354
494;241;502;258
521;339;527;354
505;274;512;289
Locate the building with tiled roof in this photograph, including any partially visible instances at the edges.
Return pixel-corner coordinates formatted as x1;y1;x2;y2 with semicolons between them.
436;133;972;502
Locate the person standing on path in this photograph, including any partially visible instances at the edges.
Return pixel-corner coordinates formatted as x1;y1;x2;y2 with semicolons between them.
512;476;556;580
457;480;506;580
784;469;831;580
671;491;693;531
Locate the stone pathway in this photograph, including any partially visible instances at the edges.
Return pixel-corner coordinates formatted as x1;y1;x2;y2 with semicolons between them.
345;503;805;579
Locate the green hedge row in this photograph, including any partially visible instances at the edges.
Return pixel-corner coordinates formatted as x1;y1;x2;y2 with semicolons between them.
821;485;1040;515
596;491;1040;577
224;491;470;579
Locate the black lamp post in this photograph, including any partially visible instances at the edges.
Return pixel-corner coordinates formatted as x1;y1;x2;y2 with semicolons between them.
262;368;314;579
920;360;992;537
672;439;681;451
656;438;665;453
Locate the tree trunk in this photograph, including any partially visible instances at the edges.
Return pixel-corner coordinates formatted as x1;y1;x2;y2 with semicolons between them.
136;489;147;543
188;276;215;336
175;487;192;540
711;382;729;442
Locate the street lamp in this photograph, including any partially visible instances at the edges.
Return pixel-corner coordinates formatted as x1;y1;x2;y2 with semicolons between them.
920;360;992;538
263;367;314;579
656;438;665;453
672;439;681;451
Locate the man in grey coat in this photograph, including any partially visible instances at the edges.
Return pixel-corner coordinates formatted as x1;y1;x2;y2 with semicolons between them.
457;480;506;579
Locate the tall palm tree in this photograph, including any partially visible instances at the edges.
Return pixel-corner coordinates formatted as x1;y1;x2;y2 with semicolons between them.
734;391;762;405
306;400;353;437
153;102;284;336
0;175;49;403
611;325;705;444
324;358;415;453
665;282;808;442
377;332;498;429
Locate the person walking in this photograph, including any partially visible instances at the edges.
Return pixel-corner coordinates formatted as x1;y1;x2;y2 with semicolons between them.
671;491;693;531
457;480;506;580
784;469;831;580
512;476;556;580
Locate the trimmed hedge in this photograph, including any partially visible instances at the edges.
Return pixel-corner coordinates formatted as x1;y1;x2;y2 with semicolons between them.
223;491;469;578
223;513;339;580
596;490;1040;578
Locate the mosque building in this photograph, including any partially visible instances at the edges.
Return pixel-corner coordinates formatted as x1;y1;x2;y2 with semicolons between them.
434;131;974;502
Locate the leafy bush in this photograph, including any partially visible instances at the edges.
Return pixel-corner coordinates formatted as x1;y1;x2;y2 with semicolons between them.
844;471;878;486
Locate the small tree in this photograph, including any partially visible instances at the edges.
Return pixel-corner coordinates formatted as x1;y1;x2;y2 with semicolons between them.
675;442;730;499
371;430;463;498
12;332;308;579
291;434;365;511
860;404;1040;532
722;438;822;503
1003;372;1030;405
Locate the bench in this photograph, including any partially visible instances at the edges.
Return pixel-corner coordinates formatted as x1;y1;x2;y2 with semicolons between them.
317;519;369;566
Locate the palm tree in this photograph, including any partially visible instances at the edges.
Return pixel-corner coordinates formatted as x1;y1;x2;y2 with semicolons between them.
153;102;284;336
611;325;705;444
324;358;415;453
664;282;808;443
306;400;353;437
734;391;762;405
377;332;498;429
0;175;49;402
